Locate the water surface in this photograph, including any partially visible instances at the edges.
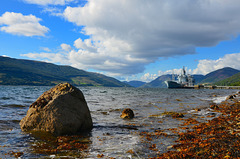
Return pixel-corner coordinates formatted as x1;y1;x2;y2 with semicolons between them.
0;86;237;158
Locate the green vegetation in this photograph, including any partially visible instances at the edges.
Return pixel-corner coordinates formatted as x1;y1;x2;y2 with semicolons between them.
214;72;240;86
0;56;130;87
200;67;239;84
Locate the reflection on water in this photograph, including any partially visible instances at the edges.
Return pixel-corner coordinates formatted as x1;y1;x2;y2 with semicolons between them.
0;86;237;158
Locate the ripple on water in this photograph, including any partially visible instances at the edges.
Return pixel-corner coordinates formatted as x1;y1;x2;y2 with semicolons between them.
0;104;27;108
0;86;238;158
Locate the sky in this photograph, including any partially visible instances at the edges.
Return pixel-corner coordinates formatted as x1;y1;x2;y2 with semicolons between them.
1;0;240;82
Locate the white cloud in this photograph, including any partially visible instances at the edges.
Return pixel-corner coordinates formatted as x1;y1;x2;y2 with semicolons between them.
140;68;184;82
42;7;63;16
22;1;240;78
60;0;240;75
74;38;97;52
22;0;75;6
61;43;72;51
141;73;158;82
40;47;51;52
0;12;49;37
21;52;69;64
22;41;148;75
1;55;9;57
193;53;240;75
158;69;176;76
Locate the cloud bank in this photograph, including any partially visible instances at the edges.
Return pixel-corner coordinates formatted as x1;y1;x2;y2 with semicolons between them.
0;12;49;37
193;53;240;75
23;0;240;77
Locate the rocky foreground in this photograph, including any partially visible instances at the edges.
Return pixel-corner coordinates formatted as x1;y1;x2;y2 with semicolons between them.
152;93;240;159
9;89;240;158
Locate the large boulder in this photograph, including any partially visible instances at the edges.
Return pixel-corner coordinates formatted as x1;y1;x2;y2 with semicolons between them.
20;83;93;135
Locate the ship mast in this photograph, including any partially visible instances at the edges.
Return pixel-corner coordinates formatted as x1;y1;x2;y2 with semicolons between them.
172;69;175;81
182;66;186;75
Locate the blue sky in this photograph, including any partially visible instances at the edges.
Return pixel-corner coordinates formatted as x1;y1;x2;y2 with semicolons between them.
1;0;240;82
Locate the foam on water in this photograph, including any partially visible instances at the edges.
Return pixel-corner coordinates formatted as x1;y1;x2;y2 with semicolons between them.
212;95;228;104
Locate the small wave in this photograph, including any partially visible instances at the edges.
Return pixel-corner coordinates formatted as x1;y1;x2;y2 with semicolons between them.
188;109;213;116
212;96;228;104
0;97;14;100
0;104;27;108
198;95;228;104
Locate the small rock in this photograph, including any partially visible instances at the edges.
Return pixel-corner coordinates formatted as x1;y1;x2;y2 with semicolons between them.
210;104;219;110
226;95;235;100
120;108;134;119
172;113;184;118
101;111;109;115
195;108;201;111
167;145;173;149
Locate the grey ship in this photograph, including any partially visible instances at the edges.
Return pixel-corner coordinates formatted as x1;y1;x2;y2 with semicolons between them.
165;67;194;88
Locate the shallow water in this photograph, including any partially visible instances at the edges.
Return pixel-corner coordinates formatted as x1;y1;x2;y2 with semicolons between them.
0;86;237;158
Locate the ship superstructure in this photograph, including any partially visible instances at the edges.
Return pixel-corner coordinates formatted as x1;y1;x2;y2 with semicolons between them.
165;67;194;88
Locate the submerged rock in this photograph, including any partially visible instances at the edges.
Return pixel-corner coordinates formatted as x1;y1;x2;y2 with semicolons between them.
226;94;236;100
20;83;93;135
120;108;134;119
161;111;184;118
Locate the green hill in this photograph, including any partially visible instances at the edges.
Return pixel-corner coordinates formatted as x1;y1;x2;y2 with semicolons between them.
214;72;240;86
0;56;130;87
200;67;240;84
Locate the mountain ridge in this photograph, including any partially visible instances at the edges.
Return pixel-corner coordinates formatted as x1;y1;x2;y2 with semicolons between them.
2;56;240;87
200;67;240;84
0;56;130;87
139;67;240;88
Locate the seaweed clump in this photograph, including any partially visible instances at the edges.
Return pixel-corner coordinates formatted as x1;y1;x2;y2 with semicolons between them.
30;131;90;158
161;111;184;118
156;101;240;158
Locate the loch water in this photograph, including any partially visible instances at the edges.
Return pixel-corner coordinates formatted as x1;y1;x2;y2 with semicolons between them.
0;86;237;158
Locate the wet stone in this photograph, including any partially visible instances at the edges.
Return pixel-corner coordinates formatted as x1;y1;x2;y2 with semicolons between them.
120;108;134;119
20;83;93;136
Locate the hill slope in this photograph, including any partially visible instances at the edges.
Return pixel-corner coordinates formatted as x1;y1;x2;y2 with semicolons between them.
200;67;240;84
141;75;172;88
214;72;240;86
0;56;130;87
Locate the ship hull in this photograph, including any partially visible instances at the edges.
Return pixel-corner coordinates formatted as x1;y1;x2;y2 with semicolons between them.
165;81;183;88
165;80;193;89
